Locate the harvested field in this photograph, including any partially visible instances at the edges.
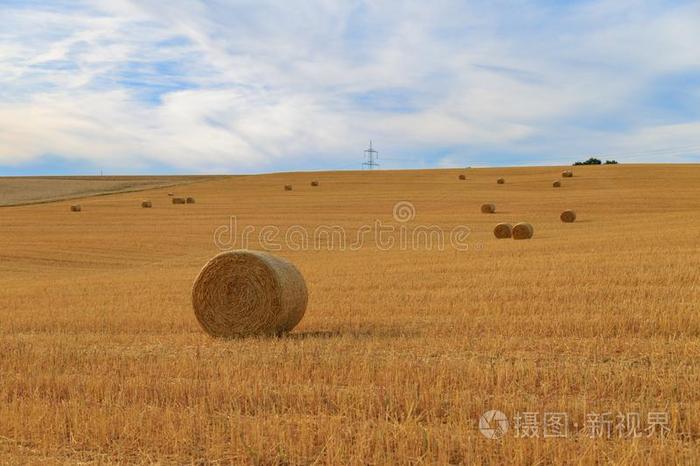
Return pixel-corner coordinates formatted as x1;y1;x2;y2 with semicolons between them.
0;164;698;464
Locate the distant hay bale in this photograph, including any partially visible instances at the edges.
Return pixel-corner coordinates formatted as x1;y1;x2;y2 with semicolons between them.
497;178;505;184
552;180;561;188
493;223;512;239
192;250;308;338
167;193;174;197
310;180;320;187
172;197;186;204
481;203;496;213
562;170;573;178
141;200;152;208
560;210;577;223
70;204;81;212
186;197;196;204
284;185;293;191
512;222;534;240
458;174;466;180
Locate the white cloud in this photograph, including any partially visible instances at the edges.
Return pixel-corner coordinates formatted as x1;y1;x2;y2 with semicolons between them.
0;0;699;173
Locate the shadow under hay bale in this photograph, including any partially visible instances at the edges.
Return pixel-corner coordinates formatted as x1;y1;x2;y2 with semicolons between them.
493;223;512;239
553;180;561;188
192;250;308;338
70;205;81;212
497;178;505;184
186;197;196;204
512;222;534;240
141;200;152;208
284;185;293;191
458;174;466;180
311;180;319;187
481;203;496;213
562;171;573;178
560;210;577;223
172;197;186;204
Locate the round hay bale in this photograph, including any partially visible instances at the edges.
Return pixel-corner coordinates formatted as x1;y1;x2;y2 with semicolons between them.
186;197;196;204
167;193;174;197
481;203;496;213
70;204;81;212
512;222;534;240
497;178;505;184
141;200;152;208
284;185;293;191
560;210;576;223
562;170;573;178
458;174;466;180
192;250;308;338
493;223;512;239
310;180;319;187
172;197;186;204
552;180;561;188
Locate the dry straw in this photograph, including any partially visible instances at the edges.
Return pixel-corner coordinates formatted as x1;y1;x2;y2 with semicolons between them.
141;200;152;208
562;170;573;178
512;222;534;240
70;205;81;212
172;197;186;204
553;180;561;188
192;250;308;338
481;203;496;213
284;185;293;191
458;174;466;180
560;210;577;223
186;197;196;204
311;180;320;187
497;178;505;184
493;223;512;239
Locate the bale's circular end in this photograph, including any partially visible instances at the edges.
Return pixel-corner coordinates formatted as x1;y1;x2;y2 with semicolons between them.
141;201;152;208
481;203;496;213
552;180;561;188
172;197;186;204
192;250;308;338
458;174;466;180
311;180;319;187
512;222;534;240
186;197;196;204
70;205;81;212
562;171;573;178
560;210;576;223
284;185;293;191
497;178;505;184
493;223;512;239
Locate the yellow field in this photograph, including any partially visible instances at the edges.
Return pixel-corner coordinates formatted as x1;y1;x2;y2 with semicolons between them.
0;164;698;464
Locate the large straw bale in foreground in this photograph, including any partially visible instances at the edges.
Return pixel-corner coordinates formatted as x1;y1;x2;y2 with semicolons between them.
481;203;496;213
493;223;512;239
560;210;577;223
192;250;308;337
512;222;534;240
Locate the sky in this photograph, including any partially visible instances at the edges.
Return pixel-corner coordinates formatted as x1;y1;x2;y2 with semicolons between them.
1;0;699;175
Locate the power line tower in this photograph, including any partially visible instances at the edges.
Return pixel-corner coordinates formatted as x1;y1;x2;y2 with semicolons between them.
362;140;379;169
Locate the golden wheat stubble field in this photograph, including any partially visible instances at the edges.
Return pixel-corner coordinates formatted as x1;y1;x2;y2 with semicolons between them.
0;164;698;464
